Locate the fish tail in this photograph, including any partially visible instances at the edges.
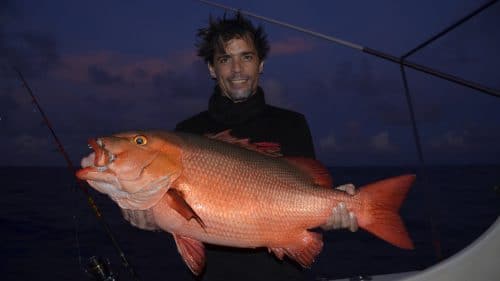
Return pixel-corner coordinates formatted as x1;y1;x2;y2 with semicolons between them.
357;174;415;249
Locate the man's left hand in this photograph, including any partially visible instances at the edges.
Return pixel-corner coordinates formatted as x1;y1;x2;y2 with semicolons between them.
321;184;358;232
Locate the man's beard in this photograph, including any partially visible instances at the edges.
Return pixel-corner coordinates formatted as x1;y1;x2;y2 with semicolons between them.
226;89;255;103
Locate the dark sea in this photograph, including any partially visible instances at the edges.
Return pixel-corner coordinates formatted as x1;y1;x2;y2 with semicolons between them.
1;165;499;281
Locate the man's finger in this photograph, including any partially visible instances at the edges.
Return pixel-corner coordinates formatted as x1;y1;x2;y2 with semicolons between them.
332;206;341;228
348;212;359;232
339;202;349;228
335;183;356;195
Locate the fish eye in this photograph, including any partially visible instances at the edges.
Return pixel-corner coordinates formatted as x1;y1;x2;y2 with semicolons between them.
133;135;148;145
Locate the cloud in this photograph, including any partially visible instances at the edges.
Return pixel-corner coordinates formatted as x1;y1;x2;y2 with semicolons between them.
1;133;65;166
151;59;211;97
269;37;314;56
260;78;293;108
0;87;18;108
33;51;212;135
170;49;199;68
52;49;200;88
370;131;396;151
316;127;406;166
87;64;125;86
319;128;396;153
331;58;404;97
0;0;15;26
0;0;61;141
376;101;447;127
307;57;452;130
14;134;51;152
54;51;170;84
430;130;468;149
1;28;60;79
319;133;339;151
423;125;500;164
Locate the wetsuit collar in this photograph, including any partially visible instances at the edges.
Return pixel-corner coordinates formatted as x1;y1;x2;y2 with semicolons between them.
208;86;266;125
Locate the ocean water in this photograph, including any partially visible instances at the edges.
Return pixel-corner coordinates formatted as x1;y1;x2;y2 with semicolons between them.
1;166;499;281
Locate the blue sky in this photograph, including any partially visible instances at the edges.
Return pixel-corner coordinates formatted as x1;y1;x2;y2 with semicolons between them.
1;0;499;166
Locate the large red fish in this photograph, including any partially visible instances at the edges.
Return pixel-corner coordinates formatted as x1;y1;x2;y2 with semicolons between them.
76;130;415;275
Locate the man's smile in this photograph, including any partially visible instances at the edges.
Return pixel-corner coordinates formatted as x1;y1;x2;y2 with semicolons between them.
230;79;248;84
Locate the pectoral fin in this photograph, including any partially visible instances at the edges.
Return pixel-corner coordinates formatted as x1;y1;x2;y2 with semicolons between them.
166;189;206;228
173;234;206;275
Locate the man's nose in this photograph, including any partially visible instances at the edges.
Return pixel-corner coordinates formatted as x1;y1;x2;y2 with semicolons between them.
231;59;242;73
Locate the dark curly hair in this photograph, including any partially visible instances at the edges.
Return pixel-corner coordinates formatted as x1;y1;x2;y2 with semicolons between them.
196;12;270;65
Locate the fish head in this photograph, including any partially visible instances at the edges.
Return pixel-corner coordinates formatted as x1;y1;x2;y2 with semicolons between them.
76;131;183;210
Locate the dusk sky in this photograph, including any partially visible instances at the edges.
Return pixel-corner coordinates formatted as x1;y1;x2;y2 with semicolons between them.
1;0;499;166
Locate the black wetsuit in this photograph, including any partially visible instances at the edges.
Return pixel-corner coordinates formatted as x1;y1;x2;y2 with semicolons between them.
175;86;315;281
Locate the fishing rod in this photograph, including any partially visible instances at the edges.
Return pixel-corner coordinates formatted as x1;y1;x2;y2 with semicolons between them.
198;0;500;98
13;67;141;281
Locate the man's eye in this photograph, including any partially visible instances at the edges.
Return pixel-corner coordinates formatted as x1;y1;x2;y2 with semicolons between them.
243;55;253;61
218;57;229;64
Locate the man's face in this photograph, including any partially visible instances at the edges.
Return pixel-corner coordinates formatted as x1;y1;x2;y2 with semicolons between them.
208;37;264;103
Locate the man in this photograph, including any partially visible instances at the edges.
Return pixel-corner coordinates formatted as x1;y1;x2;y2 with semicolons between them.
175;13;357;281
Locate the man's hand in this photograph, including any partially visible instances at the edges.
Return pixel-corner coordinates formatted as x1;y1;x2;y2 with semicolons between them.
321;183;358;232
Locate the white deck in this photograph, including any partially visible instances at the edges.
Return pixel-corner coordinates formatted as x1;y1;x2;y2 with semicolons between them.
331;216;500;281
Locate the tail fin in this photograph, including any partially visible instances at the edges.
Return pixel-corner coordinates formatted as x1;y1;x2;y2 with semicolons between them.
358;174;415;249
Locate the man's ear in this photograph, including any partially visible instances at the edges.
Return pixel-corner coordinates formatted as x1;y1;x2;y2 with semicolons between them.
208;63;216;78
259;61;265;74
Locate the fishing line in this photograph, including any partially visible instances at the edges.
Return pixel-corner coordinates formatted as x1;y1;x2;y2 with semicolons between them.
198;0;500;98
13;67;141;281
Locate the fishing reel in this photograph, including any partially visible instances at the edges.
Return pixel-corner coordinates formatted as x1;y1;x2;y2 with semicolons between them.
85;256;118;281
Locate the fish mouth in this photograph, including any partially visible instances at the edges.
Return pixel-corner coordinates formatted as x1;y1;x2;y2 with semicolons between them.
81;138;116;172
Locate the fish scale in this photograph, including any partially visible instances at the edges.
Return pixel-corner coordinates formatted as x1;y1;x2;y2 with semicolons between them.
76;130;415;275
173;133;340;246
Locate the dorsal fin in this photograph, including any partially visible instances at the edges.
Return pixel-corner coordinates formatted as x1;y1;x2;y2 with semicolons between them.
284;157;333;188
206;130;282;157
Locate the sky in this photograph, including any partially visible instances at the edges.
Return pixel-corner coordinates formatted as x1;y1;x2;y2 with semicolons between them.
1;0;499;166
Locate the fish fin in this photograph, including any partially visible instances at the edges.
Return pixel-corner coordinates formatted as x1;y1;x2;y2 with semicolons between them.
206;130;282;156
358;174;415;249
166;189;206;229
284;157;333;188
173;234;206;276
281;231;324;268
269;248;286;260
